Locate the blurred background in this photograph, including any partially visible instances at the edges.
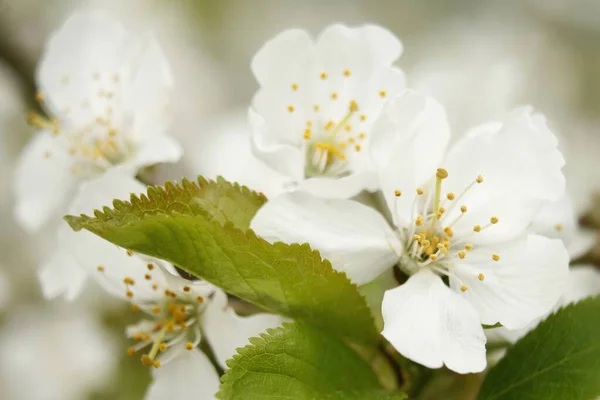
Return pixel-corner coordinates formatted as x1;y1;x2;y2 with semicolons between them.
0;0;599;398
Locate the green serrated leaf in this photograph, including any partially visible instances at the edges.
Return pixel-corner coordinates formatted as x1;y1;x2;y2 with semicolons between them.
321;391;407;400
64;177;378;345
217;322;405;400
478;295;600;400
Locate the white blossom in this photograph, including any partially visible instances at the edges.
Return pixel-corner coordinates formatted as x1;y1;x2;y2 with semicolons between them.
14;11;181;233
249;24;406;198
251;90;569;373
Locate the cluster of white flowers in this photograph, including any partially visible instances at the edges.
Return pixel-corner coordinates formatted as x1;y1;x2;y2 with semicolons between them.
12;9;600;398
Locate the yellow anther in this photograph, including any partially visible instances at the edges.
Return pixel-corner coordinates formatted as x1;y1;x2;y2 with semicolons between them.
183;286;191;293
303;129;311;140
379;90;387;97
473;225;481;232
159;343;167;352
185;342;194;350
416;188;424;195
354;145;361;152
478;273;485;281
343;69;351;77
430;254;438;261
460;205;468;213
144;274;152;280
360;114;367;121
126;290;134;298
394;190;402;197
126;250;134;256
339;142;347;149
415;216;424;226
35;91;44;102
133;333;142;341
306;120;313;127
196;296;204;303
287;105;295;113
313;104;320;112
153;360;161;368
358;132;366;139
331;92;338;100
458;251;467;259
152;305;161;314
123;277;135;285
344;125;352;132
131;304;140;312
141;355;153;366
464;243;473;251
291;83;298;91
152;284;159;291
348;137;355;143
555;224;563;232
320;72;327;80
147;264;154;271
446;192;455;201
438;207;446;215
96;265;105;272
460;285;468;292
490;216;499;224
412;234;421;242
444;227;454;237
325;121;335;131
127;347;136;356
349;99;359;112
492;254;500;261
476;175;484;183
436;168;448;179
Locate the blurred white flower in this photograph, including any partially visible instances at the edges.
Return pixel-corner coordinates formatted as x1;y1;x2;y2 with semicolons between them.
249;24;406;198
0;303;117;400
0;267;11;311
14;11;181;233
252;90;569;373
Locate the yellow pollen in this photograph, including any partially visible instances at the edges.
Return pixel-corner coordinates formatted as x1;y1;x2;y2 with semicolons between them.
197;296;204;303
343;69;351;77
35;91;44;102
306;120;313;127
96;265;105;272
461;205;468;213
339;142;347;149
348;137;355;143
123;277;135;285
413;234;421;242
133;333;142;341
303;129;311;140
478;273;485;281
460;285;468;292
438;207;446;215
320;72;327;80
126;291;134;298
313;104;320;112
287;105;295;113
415;216;424;226
349;99;359;112
183;286;191;293
127;347;135;356
555;224;563;232
152;305;161;314
354;145;361;152
430;254;438;261
153;360;161;368
147;264;154;270
360;114;367;121
144;274;152;280
465;243;473;250
359;132;366;139
458;251;467;259
473;225;481;232
476;175;484;183
185;342;194;350
394;190;402;197
344;125;352;132
444;227;454;237
416;188;424;195
331;92;338;100
126;250;134;256
421;240;431;247
492;254;500;261
436;168;449;179
490;216;499;224
325;121;335;131
379;90;387;97
152;284;159;291
291;83;298;91
447;192;455;201
159;343;167;352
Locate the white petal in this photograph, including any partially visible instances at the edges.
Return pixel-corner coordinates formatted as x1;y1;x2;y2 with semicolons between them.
249;108;305;182
299;170;378;199
370;90;450;225
452;234;569;330
14;131;78;232
382;269;486;373
122;35;173;139
36;11;140;126
251;29;314;86
146;348;220;400
562;265;600;305
184;110;290;198
202;289;283;369
251;192;399;285
120;135;182;174
38;248;87;300
440;108;566;244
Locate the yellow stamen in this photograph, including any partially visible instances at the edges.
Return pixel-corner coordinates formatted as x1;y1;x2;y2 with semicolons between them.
490;216;499;224
473;225;481;232
460;285;468;292
394;190;402;197
492;254;500;261
478;273;485;281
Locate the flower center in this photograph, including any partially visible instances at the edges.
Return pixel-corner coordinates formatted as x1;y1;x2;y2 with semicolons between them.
393;168;500;292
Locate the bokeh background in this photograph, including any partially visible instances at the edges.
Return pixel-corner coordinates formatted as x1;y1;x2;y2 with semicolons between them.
0;1;599;399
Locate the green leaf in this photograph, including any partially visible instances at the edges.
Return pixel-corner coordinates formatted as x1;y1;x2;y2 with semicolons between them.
322;391;407;400
479;296;600;400
65;177;378;345
218;322;406;400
